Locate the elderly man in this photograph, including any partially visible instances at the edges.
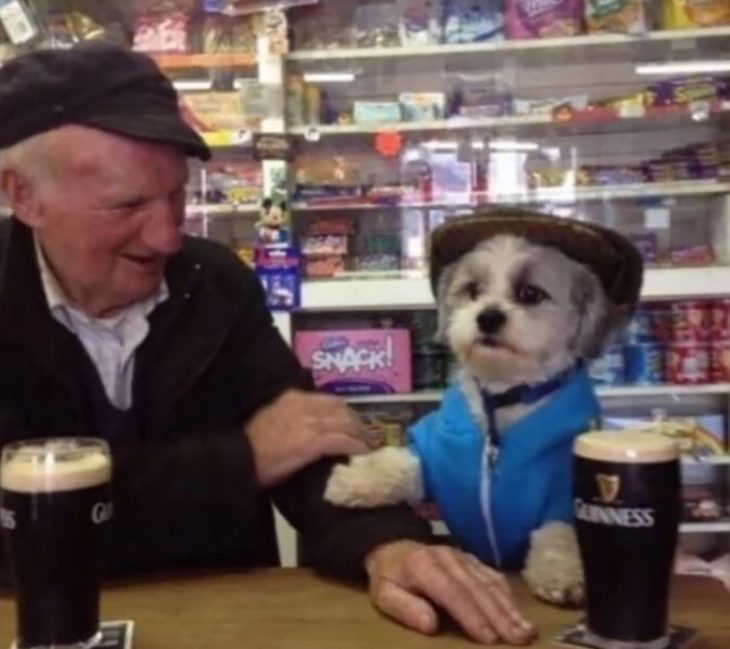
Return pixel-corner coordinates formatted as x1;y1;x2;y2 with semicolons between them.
0;41;535;646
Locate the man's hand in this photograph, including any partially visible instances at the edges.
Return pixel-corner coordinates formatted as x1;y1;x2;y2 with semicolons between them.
246;389;372;488
365;540;537;646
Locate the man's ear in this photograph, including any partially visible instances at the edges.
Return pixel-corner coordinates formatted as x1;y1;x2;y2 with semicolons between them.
0;168;45;228
434;262;457;344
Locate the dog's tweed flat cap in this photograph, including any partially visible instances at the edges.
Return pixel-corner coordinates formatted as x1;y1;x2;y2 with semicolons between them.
430;208;643;308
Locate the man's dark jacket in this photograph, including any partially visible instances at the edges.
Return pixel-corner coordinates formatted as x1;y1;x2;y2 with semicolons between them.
0;219;431;580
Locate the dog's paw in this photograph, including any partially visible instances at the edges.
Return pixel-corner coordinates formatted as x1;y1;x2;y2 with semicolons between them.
324;447;424;508
522;522;584;608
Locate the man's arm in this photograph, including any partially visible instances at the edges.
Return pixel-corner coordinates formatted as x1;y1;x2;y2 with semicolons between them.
233;265;536;645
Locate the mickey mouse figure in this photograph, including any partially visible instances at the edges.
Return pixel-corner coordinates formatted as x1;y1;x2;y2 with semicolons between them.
256;197;291;246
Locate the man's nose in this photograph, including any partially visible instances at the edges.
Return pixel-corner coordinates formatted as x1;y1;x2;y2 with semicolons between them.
140;200;183;254
477;307;507;335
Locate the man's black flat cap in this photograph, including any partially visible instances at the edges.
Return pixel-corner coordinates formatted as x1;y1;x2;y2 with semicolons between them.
0;40;210;160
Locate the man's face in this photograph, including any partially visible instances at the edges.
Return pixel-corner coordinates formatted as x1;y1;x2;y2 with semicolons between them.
31;127;189;315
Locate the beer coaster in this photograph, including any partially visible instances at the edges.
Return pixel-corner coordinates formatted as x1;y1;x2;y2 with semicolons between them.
9;621;134;649
97;621;135;649
552;619;698;649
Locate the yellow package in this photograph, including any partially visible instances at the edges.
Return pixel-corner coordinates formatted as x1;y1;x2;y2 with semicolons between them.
662;0;730;29
586;0;649;34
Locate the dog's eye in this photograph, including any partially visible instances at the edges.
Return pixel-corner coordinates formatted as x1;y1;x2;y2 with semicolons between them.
515;282;549;306
463;281;481;300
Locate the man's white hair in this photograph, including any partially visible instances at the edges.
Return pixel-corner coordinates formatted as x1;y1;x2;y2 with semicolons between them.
0;130;59;184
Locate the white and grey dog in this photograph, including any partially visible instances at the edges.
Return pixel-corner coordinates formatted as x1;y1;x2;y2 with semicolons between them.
325;214;641;607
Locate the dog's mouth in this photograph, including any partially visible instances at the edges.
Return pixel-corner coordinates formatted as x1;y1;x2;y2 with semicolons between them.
477;335;517;353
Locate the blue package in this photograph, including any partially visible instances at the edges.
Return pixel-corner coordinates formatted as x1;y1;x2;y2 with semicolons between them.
398;0;443;45
442;0;504;44
255;246;301;312
589;345;625;386
624;343;664;385
625;308;655;343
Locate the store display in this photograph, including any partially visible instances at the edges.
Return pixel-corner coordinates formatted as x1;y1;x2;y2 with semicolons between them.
683;483;724;521
589;300;730;387
254;245;301;311
294;329;413;395
442;0;505;43
505;0;584;39
661;0;730;29
133;0;195;52
255;197;291;245
585;0;649;34
0;0;39;45
603;414;726;456
398;0;443;45
190;161;262;205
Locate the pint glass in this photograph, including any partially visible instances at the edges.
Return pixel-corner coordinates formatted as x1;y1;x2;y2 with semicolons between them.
573;430;680;649
0;439;113;649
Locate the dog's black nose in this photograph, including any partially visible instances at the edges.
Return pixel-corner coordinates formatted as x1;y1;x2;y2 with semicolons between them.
477;308;507;335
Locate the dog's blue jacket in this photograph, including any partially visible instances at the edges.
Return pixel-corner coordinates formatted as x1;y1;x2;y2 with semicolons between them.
408;367;599;569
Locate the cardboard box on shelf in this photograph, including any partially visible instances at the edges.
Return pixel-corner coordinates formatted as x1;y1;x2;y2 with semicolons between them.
295;328;412;395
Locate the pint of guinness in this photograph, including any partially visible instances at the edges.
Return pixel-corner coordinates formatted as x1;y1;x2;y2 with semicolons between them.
574;430;680;649
0;439;112;649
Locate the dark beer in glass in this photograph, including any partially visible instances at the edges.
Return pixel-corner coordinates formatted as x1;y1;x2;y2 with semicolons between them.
1;438;112;649
573;430;680;649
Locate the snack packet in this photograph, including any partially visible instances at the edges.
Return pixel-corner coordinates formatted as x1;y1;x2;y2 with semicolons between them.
506;0;584;39
662;0;730;29
398;0;443;45
586;0;649;34
442;0;505;43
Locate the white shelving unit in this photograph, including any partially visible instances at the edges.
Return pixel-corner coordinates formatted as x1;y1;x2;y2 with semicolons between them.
299;267;730;312
294;181;730;211
345;384;730;405
288;26;730;62
288;104;730;138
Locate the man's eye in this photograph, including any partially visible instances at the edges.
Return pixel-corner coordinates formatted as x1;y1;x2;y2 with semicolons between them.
113;198;147;212
463;281;481;301
515;282;549;306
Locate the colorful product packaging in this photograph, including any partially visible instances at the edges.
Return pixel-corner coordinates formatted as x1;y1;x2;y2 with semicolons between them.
294;329;412;395
506;0;584;39
353;101;402;124
442;0;505;43
254;246;301;312
670;300;713;342
710;339;730;382
666;342;711;384
661;0;730;29
399;92;447;121
603;414;726;457
398;0;443;45
585;0;649;34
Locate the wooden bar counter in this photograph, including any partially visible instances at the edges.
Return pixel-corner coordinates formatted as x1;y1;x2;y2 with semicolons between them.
1;570;728;648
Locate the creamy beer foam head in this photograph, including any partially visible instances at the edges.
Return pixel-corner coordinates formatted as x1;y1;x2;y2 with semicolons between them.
575;430;679;464
1;439;110;493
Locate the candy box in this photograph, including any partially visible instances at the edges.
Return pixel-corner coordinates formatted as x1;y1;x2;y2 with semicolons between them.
398;0;443;45
442;0;505;44
295;329;412;395
662;0;730;29
585;0;649;34
506;0;584;39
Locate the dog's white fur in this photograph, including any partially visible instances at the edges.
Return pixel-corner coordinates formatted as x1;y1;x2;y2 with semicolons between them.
326;234;624;606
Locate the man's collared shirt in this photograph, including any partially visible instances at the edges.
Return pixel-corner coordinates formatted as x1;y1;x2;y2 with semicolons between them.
34;236;168;410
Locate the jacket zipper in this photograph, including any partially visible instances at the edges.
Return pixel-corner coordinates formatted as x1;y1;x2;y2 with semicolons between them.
480;443;502;568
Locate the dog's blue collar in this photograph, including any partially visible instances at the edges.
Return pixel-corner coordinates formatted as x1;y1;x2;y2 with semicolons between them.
479;363;582;466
